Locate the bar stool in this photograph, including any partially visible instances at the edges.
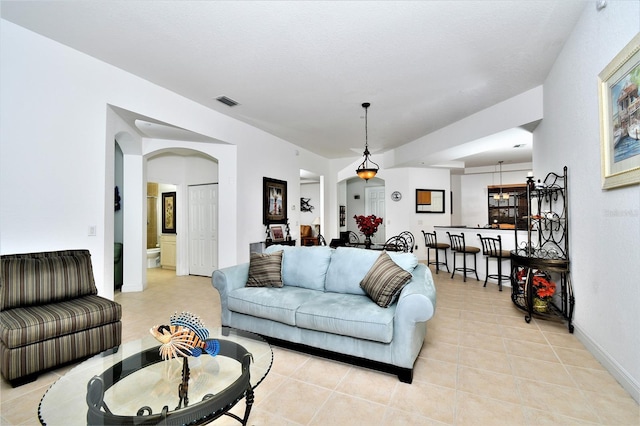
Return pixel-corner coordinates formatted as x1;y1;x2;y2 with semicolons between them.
421;230;449;274
446;232;480;282
477;234;511;291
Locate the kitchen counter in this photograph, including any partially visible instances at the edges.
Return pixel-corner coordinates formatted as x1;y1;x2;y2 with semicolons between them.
433;226;533;288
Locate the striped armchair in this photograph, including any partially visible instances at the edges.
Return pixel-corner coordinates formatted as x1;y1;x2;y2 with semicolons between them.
0;249;122;386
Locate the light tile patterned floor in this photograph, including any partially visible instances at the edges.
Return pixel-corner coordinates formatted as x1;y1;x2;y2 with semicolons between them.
1;267;638;425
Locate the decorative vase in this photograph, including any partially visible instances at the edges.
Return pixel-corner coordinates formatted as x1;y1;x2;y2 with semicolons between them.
364;235;372;249
533;297;549;313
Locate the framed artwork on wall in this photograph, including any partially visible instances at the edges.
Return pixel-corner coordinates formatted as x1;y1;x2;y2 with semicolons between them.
415;189;445;214
598;32;640;190
263;177;287;224
162;192;176;233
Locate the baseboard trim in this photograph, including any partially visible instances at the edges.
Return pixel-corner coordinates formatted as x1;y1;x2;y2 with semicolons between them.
573;324;640;404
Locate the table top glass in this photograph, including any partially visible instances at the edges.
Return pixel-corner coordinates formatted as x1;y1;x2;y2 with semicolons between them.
38;327;272;425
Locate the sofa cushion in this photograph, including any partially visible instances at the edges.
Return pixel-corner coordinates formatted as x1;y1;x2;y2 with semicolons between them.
266;245;332;291
0;295;122;349
228;286;321;326
1;250;98;310
324;247;418;295
296;292;395;343
360;252;413;308
246;251;283;288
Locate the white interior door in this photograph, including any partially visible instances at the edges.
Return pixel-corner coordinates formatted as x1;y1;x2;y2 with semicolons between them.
365;186;385;244
188;184;217;276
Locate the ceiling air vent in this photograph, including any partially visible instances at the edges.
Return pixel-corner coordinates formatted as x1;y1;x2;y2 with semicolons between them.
215;95;239;107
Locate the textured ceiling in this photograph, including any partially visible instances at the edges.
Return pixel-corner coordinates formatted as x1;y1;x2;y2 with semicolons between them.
1;1;587;168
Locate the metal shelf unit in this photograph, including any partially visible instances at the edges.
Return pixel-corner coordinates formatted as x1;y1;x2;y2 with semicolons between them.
510;166;574;333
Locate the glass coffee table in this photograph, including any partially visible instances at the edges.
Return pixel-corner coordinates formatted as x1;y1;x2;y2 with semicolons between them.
38;327;272;425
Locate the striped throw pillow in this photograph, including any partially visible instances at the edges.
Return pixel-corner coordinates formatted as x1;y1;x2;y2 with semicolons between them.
246;251;284;288
360;251;412;308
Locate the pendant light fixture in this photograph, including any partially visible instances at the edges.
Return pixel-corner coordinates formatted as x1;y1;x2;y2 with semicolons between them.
356;102;379;181
493;161;510;200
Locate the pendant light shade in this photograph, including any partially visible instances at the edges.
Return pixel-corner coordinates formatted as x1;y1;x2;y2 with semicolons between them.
494;161;510;200
356;103;379;181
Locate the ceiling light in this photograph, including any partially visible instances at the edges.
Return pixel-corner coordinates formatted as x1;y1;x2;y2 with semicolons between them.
493;161;510;200
356;102;379;181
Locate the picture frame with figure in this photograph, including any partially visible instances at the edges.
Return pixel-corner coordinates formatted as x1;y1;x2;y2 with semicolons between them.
263;177;287;224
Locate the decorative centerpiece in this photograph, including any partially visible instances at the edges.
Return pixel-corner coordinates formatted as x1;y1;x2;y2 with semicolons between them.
150;311;220;360
531;273;556;313
149;312;221;409
353;214;383;249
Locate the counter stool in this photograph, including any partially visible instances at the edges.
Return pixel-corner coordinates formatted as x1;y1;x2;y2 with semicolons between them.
477;234;511;291
421;230;449;274
446;232;480;282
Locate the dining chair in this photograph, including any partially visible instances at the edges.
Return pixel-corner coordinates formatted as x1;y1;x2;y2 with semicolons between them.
383;235;409;252
398;231;415;253
346;231;360;246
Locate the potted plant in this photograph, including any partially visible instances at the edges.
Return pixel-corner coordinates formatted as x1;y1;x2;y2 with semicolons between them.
531;272;556;313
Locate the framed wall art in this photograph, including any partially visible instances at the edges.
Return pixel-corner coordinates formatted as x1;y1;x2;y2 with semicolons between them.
415;189;445;213
162;192;176;234
598;32;640;190
263;177;287;224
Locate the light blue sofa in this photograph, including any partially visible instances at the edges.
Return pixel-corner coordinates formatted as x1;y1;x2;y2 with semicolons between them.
212;245;436;383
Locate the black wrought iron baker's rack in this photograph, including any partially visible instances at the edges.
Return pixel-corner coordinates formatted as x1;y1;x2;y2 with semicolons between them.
510;166;574;333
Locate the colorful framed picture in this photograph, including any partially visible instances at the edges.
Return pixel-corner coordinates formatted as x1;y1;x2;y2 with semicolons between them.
415;189;445;214
162;192;176;234
269;225;285;241
598;33;640;190
263;177;287;224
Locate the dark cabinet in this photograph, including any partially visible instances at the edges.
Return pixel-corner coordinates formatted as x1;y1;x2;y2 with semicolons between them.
510;167;574;333
487;185;527;228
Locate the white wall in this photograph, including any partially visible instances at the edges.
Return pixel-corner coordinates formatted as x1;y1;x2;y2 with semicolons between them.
536;1;640;401
0;20;326;296
383;167;451;258
459;168;531;228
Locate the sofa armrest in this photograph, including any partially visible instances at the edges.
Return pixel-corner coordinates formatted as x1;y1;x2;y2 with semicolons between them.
212;263;249;295
212;263;249;325
395;263;436;323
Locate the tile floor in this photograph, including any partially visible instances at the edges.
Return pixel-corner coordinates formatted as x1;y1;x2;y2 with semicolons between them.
1;266;638;425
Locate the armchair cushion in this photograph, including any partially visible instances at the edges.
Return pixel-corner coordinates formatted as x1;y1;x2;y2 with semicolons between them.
1;295;122;348
1;250;97;310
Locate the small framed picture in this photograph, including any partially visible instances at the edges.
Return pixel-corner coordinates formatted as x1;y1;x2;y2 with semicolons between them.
162;192;176;233
270;225;285;241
